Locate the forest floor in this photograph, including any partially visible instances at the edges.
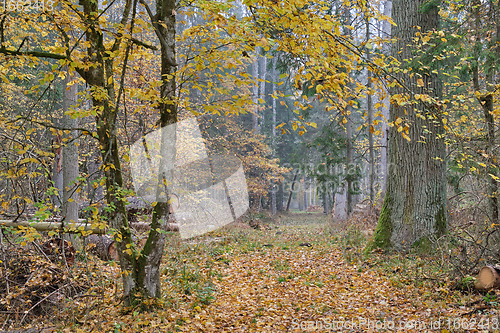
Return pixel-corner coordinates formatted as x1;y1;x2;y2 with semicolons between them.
3;212;499;332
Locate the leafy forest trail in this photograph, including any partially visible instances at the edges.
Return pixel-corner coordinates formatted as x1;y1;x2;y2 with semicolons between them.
161;213;498;333
43;213;498;332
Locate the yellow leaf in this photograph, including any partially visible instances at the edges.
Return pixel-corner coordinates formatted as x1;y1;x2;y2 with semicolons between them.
417;78;424;87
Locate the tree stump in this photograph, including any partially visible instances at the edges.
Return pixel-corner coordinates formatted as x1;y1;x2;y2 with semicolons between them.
475;265;500;290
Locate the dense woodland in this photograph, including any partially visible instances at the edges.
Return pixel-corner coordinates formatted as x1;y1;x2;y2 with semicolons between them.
0;0;499;331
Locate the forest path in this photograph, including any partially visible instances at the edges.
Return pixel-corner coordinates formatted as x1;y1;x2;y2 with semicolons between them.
58;213;498;332
177;213;484;332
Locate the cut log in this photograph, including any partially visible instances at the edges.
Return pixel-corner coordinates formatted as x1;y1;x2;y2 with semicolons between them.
475;265;500;290
85;235;118;261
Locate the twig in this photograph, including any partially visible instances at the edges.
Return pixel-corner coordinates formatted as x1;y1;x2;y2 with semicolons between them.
19;284;69;326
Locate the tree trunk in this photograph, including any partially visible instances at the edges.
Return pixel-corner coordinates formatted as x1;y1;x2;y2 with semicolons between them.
277;182;284;212
345;104;353;216
334;186;347;222
371;0;447;251
131;0;178;302
379;0;392;198
75;0;137;305
366;15;375;205
286;170;298;211
62;67;81;250
0;220;104;233
303;176;308;211
343;7;354;217
271;57;277;216
252;53;259;131
52;134;63;208
471;0;499;224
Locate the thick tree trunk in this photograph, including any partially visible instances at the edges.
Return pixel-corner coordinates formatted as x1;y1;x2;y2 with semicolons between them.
371;0;447;251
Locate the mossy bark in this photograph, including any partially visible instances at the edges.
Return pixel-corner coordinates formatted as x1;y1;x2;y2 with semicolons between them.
367;195;393;251
370;0;447;251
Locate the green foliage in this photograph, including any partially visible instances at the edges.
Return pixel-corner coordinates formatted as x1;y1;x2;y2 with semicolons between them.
419;0;441;15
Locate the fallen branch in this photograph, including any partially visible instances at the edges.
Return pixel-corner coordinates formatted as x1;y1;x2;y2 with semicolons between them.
0;220;105;234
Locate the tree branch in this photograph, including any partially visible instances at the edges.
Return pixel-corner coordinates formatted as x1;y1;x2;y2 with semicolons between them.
139;0;177;66
0;47;66;59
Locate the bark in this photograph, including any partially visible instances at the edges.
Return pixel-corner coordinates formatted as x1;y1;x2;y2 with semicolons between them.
62;67;81;250
75;0;137;304
343;7;354;216
334;187;347;221
85;234;119;261
471;0;499;224
277;182;284;212
345;104;353;216
271;57;277;216
366;15;375;204
379;0;392;197
51;134;63;208
132;0;178;301
286;170;298;211
252;54;259;131
372;0;447;251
